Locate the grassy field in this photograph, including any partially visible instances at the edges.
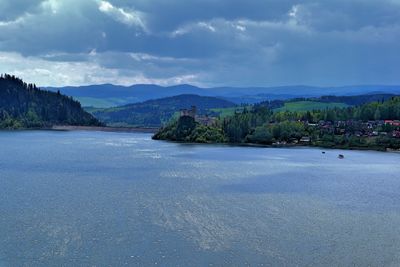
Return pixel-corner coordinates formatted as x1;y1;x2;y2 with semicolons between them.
274;101;349;112
210;107;250;118
211;102;348;116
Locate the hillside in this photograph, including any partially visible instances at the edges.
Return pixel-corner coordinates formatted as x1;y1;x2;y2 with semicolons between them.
208;93;399;118
93;94;236;127
48;84;400;107
0;74;101;129
274;101;349;112
315;94;397;106
257;93;398;111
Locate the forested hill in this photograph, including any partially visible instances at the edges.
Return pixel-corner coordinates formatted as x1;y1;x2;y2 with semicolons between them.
92;94;236;127
0;74;101;129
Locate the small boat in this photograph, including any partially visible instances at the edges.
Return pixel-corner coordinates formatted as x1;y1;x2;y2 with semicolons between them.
338;154;344;159
322;151;326;154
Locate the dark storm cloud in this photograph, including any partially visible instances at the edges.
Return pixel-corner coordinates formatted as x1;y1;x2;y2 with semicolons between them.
0;0;399;86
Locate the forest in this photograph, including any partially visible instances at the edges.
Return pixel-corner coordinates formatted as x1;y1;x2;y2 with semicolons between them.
0;74;101;129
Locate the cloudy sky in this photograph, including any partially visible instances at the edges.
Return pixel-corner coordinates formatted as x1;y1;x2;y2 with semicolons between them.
0;0;399;87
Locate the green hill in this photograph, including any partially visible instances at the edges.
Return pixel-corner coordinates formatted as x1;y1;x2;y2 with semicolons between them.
93;94;236;127
0;74;101;129
256;94;397;112
274;101;349;112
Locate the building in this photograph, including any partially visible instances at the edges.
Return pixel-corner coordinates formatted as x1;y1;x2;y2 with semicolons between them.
196;115;217;127
393;131;400;138
385;120;400;127
180;105;217;126
300;136;311;144
180;106;197;118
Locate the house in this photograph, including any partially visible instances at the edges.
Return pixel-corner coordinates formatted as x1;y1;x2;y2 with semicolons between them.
385;120;400;127
367;121;377;129
335;121;346;127
180;105;217;126
335;128;346;135
196;115;217;127
393;131;400;138
320;124;334;134
299;136;311;144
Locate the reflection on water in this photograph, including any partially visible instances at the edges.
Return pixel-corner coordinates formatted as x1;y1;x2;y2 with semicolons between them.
0;131;399;266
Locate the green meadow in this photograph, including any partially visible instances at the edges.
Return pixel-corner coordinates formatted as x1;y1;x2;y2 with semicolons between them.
274;101;349;112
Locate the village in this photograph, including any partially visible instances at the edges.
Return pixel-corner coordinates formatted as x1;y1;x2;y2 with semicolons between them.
309;119;400;139
180;105;400;140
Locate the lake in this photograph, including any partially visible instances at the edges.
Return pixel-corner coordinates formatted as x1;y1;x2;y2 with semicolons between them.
0;131;399;266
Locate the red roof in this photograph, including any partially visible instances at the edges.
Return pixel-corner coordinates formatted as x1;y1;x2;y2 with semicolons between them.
385;120;400;126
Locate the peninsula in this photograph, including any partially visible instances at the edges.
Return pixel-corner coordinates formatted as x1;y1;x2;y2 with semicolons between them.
153;97;400;151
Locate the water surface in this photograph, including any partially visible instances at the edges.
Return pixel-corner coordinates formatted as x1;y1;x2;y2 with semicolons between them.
0;131;399;266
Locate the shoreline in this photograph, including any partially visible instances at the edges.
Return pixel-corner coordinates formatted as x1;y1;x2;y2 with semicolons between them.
152;138;400;153
51;125;159;133
0;125;159;133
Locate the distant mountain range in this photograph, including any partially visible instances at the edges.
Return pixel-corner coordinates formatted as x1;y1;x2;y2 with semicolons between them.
47;84;400;108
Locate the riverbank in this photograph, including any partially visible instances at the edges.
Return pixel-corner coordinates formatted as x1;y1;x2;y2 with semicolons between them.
152;136;400;153
52;125;159;133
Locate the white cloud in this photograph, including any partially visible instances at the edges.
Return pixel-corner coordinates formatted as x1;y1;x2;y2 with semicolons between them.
98;0;147;31
235;24;246;32
129;53;192;63
288;5;299;19
41;0;61;15
171;21;218;37
0;13;28;26
170;14;311;39
0;52;199;87
197;22;216;32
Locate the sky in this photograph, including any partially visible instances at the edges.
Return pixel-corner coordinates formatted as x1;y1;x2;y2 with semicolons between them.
0;0;399;87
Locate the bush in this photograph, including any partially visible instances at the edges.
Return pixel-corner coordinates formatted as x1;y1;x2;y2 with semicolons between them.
246;125;273;144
